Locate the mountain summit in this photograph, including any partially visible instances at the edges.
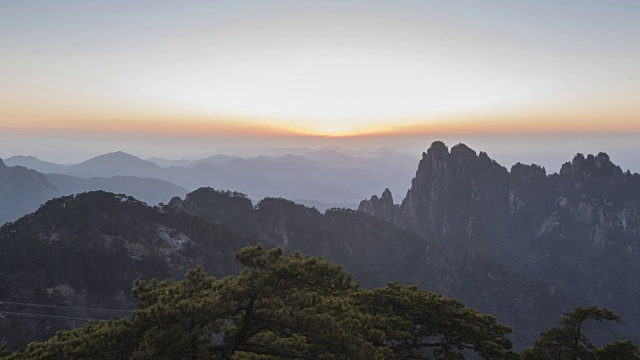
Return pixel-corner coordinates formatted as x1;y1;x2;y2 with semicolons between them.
66;151;162;177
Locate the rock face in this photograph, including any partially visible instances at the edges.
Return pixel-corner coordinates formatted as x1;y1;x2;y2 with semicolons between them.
0;158;59;226
359;142;516;257
359;141;640;332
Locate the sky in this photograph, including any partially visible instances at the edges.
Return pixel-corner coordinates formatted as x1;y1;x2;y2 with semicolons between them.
1;0;639;170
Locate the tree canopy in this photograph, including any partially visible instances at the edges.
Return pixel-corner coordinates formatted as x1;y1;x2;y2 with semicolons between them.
522;306;640;360
5;245;515;359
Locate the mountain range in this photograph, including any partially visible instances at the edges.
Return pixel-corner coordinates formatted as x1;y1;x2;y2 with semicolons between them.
4;148;417;207
1;141;639;350
360;141;640;337
0;158;188;225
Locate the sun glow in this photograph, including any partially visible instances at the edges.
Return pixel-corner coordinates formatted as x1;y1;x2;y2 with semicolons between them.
1;1;639;138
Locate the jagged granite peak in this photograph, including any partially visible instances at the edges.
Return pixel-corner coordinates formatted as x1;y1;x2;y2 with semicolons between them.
511;162;546;181
381;187;393;200
392;141;508;251
357;188;397;220
560;152;623;178
359;141;640;334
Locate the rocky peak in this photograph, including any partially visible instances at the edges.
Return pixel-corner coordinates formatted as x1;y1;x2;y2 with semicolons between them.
560;153;586;176
560;152;622;178
511;163;546;182
380;188;393;203
450;144;484;179
0;158;6;169
450;143;477;162
426;140;449;157
358;188;397;220
361;142;502;239
414;141;452;180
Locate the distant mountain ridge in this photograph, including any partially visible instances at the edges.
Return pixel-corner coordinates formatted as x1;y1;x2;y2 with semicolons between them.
0;158;189;226
45;174;189;205
4;155;68;174
0;158;58;225
359;141;640;333
5;150;414;203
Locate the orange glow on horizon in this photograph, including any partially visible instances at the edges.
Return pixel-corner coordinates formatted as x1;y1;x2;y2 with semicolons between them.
2;100;639;138
289;114;640;139
3;114;639;140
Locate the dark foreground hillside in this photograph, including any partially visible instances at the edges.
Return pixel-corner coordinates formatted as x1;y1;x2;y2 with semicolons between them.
0;191;251;347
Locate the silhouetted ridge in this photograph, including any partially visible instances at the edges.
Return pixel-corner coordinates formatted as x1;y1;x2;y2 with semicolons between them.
169;186;576;340
511;162;546;181
560;152;623;178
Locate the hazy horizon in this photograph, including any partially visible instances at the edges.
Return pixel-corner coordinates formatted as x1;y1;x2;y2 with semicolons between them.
2;130;640;177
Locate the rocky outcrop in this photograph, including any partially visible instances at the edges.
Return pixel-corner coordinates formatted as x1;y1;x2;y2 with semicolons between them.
559;152;622;178
361;142;511;254
359;141;640;333
357;188;397;221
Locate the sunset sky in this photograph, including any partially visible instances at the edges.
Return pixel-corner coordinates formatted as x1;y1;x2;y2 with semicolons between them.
1;1;639;168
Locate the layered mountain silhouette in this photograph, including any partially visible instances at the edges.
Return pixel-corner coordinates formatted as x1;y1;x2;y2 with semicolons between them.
6;150;414;204
45;174;188;205
168;188;575;337
3;142;638;350
4;155;68;174
359;141;640;333
0;159;188;226
0;158;58;225
146;154;240;167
